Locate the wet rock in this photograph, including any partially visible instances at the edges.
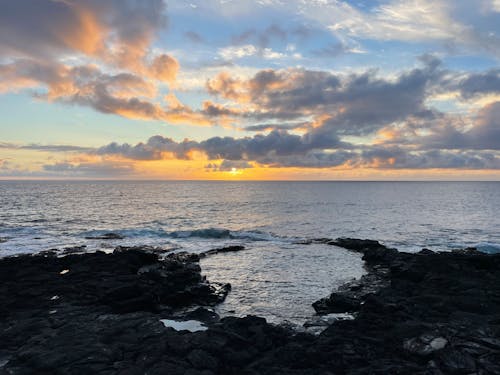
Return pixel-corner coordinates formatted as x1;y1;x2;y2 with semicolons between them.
451;247;478;254
199;245;245;258
294;238;333;245
1;239;500;374
85;232;124;240
328;237;387;251
419;248;434;254
404;334;448;356
313;293;361;314
115;245;172;256
62;245;87;254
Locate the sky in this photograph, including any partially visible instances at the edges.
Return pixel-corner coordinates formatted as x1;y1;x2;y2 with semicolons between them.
0;0;499;180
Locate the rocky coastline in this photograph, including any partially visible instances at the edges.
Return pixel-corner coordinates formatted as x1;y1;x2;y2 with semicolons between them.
1;239;499;374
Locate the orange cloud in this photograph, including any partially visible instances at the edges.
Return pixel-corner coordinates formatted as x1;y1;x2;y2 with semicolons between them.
149;54;180;84
57;3;106;56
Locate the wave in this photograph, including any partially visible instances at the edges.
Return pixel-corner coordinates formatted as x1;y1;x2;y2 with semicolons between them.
167;228;286;241
80;228;168;239
79;227;288;242
475;242;500;254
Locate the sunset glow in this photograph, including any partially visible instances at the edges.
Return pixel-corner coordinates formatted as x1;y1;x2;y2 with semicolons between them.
1;0;499;180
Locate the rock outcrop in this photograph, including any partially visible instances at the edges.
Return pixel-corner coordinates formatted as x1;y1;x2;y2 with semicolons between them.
1;240;500;374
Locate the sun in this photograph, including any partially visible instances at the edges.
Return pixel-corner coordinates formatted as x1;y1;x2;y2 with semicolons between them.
227;167;245;177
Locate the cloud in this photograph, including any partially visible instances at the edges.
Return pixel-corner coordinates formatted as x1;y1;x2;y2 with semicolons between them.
42;161;135;177
0;142;94;153
206;160;253;171
218;44;258;60
329;0;465;42
207;57;442;134
293;0;500;57
91;131;500;170
0;0;205;125
192;0;500;58
149;55;180;84
359;148;500;169
243;122;309;132
492;0;500;12
217;44;287;61
230;24;293;49
455;69;500;98
0;0;177;78
0;157;136;178
0;58;221;126
95;129;346;163
417;101;500;150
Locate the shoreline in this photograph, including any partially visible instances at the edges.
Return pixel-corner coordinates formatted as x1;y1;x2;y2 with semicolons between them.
1;239;499;374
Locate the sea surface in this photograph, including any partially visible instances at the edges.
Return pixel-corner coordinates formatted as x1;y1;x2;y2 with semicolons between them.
1;181;499;324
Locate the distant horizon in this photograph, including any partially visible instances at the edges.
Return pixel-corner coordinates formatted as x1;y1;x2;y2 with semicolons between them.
1;178;500;182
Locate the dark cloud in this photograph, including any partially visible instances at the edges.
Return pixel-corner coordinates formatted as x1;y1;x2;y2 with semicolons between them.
260;150;355;168
359;148;500;169
0;142;94;153
92;122;500;169
456;69;500;99
43;161;135;177
0;59;213;125
0;0;186;123
0;159;135;178
96;129;346;163
97;136;198;160
21;144;94;153
418;101;500;150
201;101;241;117
206;160;253;171
208;57;442;135
0;0;166;61
243;122;308;132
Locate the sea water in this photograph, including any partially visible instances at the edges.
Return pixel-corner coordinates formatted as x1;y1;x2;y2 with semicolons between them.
1;181;499;323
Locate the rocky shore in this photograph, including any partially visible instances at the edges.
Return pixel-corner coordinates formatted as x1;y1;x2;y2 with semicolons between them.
1;240;500;374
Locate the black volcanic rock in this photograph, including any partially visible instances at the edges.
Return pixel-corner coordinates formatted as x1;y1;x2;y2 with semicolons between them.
1;241;500;374
199;245;245;258
328;237;389;251
0;249;229;318
85;232;124;240
312;293;361;314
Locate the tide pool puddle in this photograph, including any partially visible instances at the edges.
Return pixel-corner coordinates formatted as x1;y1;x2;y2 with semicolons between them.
201;242;365;325
160;319;208;332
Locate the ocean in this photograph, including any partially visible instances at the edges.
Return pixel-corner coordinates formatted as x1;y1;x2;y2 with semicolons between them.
1;181;499;324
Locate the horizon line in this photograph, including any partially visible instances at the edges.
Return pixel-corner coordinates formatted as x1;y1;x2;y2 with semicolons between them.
1;179;500;183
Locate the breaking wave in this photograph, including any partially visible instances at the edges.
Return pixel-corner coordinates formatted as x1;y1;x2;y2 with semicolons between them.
475;242;500;254
79;227;290;242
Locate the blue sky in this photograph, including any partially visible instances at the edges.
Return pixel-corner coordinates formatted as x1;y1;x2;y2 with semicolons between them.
0;0;499;179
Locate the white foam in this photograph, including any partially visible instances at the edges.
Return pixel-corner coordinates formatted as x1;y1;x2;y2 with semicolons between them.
160;319;208;332
476;242;500;254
